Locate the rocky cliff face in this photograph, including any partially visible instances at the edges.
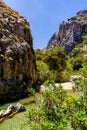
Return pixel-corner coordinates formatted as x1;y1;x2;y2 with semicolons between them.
0;1;38;101
47;10;87;53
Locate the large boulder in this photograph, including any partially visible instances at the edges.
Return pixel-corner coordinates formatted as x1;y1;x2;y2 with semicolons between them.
0;103;26;118
0;1;38;101
47;10;87;53
5;105;15;115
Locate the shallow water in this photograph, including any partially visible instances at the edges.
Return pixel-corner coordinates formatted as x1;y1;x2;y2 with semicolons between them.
0;97;35;130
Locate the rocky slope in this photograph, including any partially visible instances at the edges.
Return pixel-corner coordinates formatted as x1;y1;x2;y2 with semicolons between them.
47;10;87;53
0;1;38;101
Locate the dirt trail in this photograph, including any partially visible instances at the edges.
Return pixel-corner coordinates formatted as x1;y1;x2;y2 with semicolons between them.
56;82;73;90
41;82;74;91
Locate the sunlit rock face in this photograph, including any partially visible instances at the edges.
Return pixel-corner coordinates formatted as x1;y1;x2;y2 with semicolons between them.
0;1;38;101
47;10;87;53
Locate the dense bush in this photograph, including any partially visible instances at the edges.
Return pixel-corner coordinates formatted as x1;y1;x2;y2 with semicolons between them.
35;44;87;83
69;57;83;71
35;49;44;61
36;60;50;83
71;48;83;57
35;47;69;83
44;46;66;71
26;81;87;130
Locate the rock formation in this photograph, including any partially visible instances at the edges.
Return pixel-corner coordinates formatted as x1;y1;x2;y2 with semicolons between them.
47;10;87;53
0;1;38;101
0;103;26;119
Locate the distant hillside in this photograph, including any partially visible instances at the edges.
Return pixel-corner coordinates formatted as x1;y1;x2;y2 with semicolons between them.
47;10;87;53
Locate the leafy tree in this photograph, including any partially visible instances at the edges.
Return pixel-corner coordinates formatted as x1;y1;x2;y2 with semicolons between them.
69;57;83;71
36;60;50;83
35;49;44;61
35;47;68;83
44;46;66;71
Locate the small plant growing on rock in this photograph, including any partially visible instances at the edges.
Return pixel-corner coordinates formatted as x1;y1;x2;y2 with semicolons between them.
27;87;35;96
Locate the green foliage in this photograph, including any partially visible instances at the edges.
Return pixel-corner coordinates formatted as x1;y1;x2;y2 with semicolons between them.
82;35;87;41
66;95;87;130
43;79;55;86
26;81;87;130
70;16;77;20
36;60;50;83
71;48;83;57
69;57;83;71
27;87;35;96
44;46;66;71
35;46;74;82
70;35;87;58
35;49;44;61
71;63;87;129
76;35;87;48
26;85;68;130
76;63;87;99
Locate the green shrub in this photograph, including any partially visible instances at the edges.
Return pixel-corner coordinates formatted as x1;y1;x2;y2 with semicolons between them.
35;49;44;61
27;87;35;96
44;46;66;71
71;48;82;57
36;60;50;83
26;84;68;130
71;16;77;20
26;80;87;130
69;57;83;71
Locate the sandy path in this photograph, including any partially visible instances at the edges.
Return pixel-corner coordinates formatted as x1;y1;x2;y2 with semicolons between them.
56;82;73;90
41;82;73;91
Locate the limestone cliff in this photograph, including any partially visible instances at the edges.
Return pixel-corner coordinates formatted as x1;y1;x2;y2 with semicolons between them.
47;10;87;53
0;1;38;101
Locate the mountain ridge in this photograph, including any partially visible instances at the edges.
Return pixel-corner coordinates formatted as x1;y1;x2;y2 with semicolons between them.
47;10;87;53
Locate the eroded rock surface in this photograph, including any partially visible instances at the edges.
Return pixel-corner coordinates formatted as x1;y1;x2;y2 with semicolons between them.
0;103;26;118
47;10;87;53
0;1;38;101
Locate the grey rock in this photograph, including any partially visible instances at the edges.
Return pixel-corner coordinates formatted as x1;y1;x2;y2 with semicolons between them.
47;10;87;53
70;75;84;81
15;103;26;112
5;105;15;115
0;103;26;118
77;10;87;16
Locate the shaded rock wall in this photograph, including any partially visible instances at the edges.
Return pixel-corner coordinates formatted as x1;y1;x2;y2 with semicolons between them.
0;1;38;101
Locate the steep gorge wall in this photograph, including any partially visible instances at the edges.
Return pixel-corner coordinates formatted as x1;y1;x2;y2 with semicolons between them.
47;10;87;53
0;1;38;101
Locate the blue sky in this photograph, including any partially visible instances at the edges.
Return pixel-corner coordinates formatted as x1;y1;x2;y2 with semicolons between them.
3;0;87;49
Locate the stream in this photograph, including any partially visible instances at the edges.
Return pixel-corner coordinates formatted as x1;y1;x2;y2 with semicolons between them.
0;82;73;130
0;97;35;130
